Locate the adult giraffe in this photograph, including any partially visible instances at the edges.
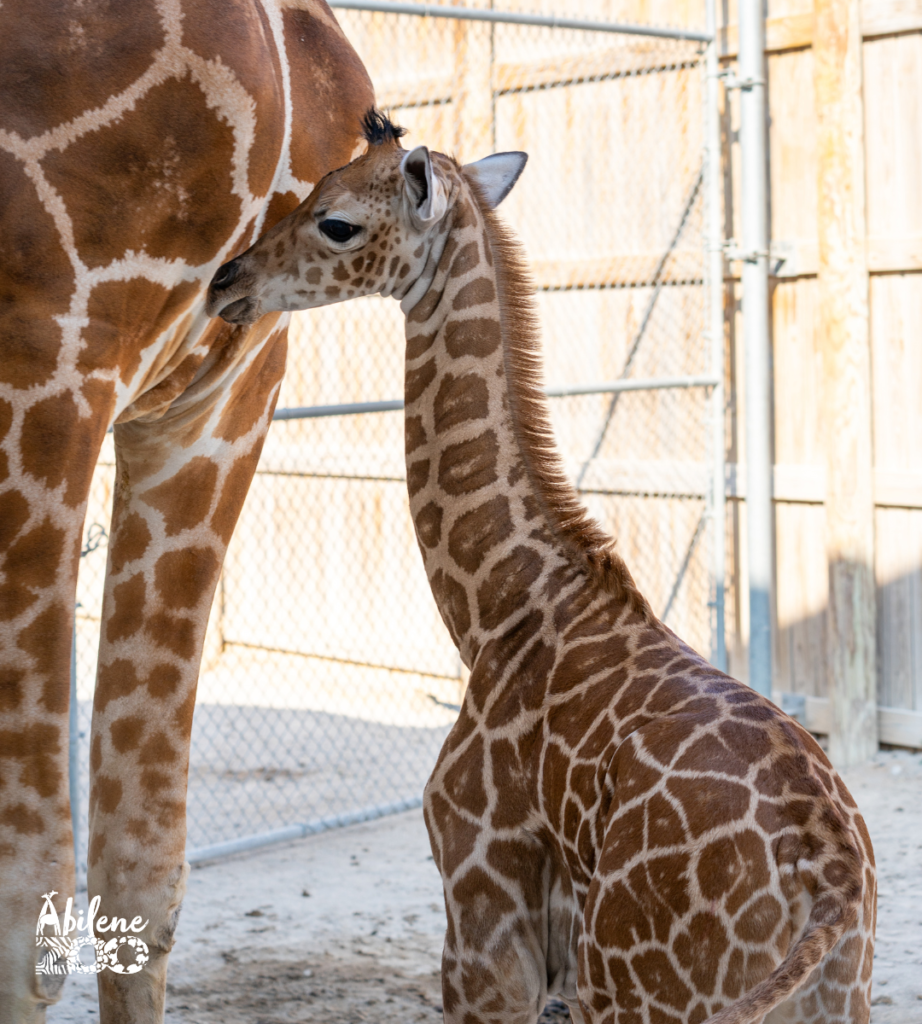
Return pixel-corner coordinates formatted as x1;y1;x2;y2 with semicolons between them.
0;2;373;1020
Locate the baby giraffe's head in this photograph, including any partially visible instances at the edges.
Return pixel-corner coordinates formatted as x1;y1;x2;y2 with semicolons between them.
206;109;526;325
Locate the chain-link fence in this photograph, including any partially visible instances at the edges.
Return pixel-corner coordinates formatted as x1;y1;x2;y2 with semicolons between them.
71;0;721;870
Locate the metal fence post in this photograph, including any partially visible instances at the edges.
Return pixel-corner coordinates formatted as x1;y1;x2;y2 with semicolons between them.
705;0;726;673
738;0;773;697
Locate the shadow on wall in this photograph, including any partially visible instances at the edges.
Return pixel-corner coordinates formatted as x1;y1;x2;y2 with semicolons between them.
771;565;921;716
735;556;922;755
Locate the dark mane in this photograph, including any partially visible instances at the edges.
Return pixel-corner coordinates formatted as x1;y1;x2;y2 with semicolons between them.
361;108;407;146
467;180;654;622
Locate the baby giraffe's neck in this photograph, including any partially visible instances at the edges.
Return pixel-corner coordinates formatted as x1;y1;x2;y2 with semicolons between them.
401;181;644;669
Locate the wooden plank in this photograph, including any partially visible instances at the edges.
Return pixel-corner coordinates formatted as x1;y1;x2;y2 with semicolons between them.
863;35;922;242
868;237;922;272
719;13;814;57
767;51;819;258
376;75;452;109
576;458;709;498
869;276;922;478
377;48;705;109
770;277;824;466
875;471;922;508
879;706;922;747
774;504;829;697
727;465;922;507
815;0;878;764
730;237;922;278
257;454;922;509
869;276;922;711
875;508;922;710
861;0;922;37
495;73;704;281
720;0;922;56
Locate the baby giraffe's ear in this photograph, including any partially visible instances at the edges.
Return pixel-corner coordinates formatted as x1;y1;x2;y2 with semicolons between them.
462;152;528;208
400;146;448;228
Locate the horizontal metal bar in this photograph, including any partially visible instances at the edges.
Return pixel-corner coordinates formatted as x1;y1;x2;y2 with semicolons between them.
186;795;422;864
329;0;712;42
272;375;720;421
544;374;721;397
273;400;405;420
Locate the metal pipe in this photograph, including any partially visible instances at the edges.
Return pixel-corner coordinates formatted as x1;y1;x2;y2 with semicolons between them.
272;376;721;422
546;375;719;397
329;0;713;42
186;796;422;864
273;399;405;421
738;0;773;696
705;2;727;672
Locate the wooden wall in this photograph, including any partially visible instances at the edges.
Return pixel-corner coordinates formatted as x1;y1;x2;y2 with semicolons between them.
717;0;922;717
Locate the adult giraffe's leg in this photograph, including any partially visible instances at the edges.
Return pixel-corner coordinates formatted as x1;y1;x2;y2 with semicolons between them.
87;327;287;1023
0;382;113;1022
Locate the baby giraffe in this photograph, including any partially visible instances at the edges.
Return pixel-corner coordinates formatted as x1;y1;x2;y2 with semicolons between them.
207;111;876;1024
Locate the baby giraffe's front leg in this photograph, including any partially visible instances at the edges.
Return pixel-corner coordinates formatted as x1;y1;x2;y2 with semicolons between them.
426;788;550;1023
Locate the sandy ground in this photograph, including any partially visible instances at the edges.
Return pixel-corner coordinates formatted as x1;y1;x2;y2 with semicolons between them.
47;749;922;1024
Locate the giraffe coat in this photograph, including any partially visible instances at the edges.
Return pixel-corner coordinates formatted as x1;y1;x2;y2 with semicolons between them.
209;116;877;1024
0;3;373;1021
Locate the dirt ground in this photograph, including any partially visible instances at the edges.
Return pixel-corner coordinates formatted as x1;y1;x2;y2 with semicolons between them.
48;749;922;1024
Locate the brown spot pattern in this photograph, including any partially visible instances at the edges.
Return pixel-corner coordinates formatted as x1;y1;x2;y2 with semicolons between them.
153;547;219;610
437;430;499;496
405;357;438;404
434;372;489;434
430;569;471;646
106;573;146;642
476;546;543;630
142;456;219;536
452;277;495;311
445;317;501;359
447;495;514;573
415;501;443;549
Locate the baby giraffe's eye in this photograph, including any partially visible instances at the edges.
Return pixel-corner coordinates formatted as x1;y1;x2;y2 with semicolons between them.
319;219;361;243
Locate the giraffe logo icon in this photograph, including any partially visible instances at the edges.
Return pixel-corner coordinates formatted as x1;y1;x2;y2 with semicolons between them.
35;892;150;976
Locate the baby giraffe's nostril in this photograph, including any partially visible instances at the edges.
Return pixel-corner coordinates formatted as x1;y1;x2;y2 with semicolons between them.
212;259;239;289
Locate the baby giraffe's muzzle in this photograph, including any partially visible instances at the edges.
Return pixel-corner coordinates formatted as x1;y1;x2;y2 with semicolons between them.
206;256;262;324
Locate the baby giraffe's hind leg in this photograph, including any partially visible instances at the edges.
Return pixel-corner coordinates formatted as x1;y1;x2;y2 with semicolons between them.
577;724;795;1023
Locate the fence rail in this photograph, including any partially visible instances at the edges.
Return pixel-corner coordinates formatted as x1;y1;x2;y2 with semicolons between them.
329;0;713;42
272;375;722;422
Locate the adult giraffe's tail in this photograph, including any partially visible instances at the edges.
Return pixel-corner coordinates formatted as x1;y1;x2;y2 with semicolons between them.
703;836;871;1024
